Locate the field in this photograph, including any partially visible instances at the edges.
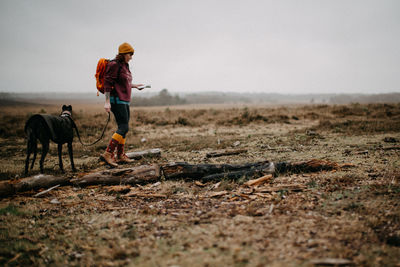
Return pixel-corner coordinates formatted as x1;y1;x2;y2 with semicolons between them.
0;102;399;266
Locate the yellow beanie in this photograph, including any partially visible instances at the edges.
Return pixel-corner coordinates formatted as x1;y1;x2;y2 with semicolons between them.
118;42;134;54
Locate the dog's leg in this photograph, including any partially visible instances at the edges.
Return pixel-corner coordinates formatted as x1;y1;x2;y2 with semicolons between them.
25;136;32;175
58;144;64;173
30;138;37;170
40;141;49;174
67;142;76;172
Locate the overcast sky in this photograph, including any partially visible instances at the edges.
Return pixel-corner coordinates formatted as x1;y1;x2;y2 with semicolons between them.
0;0;399;95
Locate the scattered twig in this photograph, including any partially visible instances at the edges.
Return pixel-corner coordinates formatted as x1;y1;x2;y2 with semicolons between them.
207;191;228;198
105;185;131;195
310;258;352;266
124;192;167;198
7;253;21;264
255;184;307;193
206;149;247;158
340;163;356;168
212;182;221;189
195;181;206;187
34;184;60;197
244;174;273;187
268;204;274;214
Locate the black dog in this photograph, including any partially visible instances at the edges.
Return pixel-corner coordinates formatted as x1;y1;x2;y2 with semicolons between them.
24;105;77;175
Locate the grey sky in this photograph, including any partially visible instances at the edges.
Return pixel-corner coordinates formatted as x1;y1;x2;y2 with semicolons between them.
0;0;399;94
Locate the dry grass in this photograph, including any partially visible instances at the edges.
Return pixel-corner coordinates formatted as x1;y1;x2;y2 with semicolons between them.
0;102;399;266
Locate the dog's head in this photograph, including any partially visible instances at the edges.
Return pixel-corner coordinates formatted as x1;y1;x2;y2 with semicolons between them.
61;105;73;117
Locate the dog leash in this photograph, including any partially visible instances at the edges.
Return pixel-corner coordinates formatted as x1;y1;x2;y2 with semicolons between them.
69;112;111;146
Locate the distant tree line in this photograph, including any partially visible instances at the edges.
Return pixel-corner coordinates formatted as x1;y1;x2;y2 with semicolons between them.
2;91;399;106
131;89;186;107
329;93;400;104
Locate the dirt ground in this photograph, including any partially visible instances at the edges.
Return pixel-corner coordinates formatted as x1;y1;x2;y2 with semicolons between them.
0;102;399;266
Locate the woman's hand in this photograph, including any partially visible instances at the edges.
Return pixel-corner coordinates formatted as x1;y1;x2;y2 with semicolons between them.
104;92;111;113
104;102;111;113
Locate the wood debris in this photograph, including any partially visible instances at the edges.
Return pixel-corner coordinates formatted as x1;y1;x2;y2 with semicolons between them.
0;174;70;198
124;192;167;198
125;148;162;160
310;258;352;266
382;146;400;150
195;181;206;187
255;184;307;193
205;149;247;158
208;191;229;198
244;174;273;187
34;184;60;197
73;164;160;186
105;185;131;195
1;158;342;197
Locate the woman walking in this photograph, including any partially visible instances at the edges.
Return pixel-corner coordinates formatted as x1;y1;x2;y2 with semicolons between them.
101;42;144;167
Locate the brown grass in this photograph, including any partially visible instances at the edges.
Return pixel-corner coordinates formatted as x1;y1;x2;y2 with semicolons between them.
0;102;399;266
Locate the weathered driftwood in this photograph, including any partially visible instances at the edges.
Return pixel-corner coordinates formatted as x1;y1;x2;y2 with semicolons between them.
274;159;340;175
72;164;160;186
162;159;344;182
15;174;70;192
0;165;160;198
125;149;161;160
0;174;70;198
162;161;275;182
205;149;247;158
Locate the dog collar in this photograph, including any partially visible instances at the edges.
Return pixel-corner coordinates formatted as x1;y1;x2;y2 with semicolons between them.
61;111;72;117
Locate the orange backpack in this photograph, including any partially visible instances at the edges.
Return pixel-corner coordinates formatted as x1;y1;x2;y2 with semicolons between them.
95;58;121;96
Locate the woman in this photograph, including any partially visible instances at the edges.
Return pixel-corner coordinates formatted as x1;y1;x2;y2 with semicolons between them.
101;42;144;167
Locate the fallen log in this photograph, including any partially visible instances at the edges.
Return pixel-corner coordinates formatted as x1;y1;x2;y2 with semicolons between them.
205;149;247;158
125;148;161;160
0;174;70;198
72;164;160;186
0;165;160;198
275;159;340;175
0;181;15;198
162;161;275;182
162;159;343;182
14;174;70;192
1;159;344;198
